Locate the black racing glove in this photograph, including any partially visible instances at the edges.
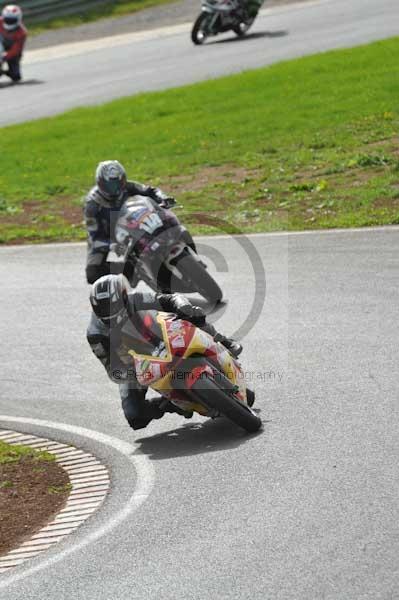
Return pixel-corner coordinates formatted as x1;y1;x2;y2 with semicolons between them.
162;197;176;208
158;293;206;325
182;305;206;326
154;194;176;208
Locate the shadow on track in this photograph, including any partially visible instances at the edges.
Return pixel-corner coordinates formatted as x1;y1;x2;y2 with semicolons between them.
209;30;288;44
0;78;45;89
134;412;264;460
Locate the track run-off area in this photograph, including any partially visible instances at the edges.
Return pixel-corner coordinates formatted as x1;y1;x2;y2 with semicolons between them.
0;0;398;126
1;0;399;597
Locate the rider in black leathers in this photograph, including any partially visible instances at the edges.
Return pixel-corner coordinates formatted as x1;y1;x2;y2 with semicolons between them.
84;160;198;285
84;160;179;284
87;274;244;431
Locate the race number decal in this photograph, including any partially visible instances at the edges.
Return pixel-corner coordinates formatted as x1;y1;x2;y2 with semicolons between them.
171;335;185;349
139;213;163;234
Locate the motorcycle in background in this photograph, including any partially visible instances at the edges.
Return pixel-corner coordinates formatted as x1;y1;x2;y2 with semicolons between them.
113;195;223;304
191;0;257;45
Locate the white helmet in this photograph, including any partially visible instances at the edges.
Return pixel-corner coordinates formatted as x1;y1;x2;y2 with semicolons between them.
2;5;22;31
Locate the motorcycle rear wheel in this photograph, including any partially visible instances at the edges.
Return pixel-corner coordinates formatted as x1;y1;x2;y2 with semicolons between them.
191;12;211;45
191;375;262;433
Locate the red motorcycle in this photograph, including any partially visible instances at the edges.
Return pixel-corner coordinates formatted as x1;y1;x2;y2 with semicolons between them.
127;309;261;433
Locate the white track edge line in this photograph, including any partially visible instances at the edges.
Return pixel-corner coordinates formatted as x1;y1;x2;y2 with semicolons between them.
0;430;110;573
0;416;154;590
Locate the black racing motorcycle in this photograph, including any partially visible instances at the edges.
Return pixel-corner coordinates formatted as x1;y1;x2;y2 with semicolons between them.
113;195;223;304
191;0;256;45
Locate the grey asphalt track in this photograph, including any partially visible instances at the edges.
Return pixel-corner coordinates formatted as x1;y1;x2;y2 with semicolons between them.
1;0;399;596
0;0;398;126
1;227;399;598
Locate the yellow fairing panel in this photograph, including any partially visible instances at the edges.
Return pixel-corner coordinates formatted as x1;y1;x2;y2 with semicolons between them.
128;313;247;404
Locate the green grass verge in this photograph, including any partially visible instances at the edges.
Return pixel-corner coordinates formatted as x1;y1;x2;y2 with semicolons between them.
1;36;399;243
0;440;55;464
28;0;175;36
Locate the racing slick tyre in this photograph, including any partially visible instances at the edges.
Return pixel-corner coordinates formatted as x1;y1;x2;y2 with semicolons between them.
191;375;261;433
191;13;210;45
175;252;223;304
233;17;255;36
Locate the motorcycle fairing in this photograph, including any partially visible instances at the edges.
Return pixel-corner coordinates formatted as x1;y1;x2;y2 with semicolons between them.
115;196;181;247
128;312;248;414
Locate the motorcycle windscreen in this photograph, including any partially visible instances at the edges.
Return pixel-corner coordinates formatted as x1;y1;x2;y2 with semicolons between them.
124;310;168;358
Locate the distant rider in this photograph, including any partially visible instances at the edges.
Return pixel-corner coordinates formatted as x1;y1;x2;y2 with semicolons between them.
87;274;244;430
84;160;195;284
0;5;27;83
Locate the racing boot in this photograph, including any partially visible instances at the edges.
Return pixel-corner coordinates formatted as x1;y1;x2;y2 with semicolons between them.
125;399;164;430
127;398;191;430
152;397;193;419
214;333;243;359
0;69;20;83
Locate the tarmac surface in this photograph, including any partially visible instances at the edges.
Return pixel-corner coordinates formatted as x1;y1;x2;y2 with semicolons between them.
28;0;309;49
1;227;398;598
1;0;399;596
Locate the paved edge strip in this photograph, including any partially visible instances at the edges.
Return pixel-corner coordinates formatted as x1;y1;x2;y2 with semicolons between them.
0;429;110;574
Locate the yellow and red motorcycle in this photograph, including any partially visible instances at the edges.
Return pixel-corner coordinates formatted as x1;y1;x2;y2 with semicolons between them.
127;310;261;433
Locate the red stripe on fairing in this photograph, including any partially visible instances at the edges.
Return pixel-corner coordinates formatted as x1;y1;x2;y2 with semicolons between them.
165;317;196;357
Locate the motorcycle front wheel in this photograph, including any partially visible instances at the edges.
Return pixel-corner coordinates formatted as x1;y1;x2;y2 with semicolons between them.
191;375;262;433
174;251;223;303
191;12;211;45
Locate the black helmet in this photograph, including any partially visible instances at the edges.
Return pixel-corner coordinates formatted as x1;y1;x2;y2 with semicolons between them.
95;160;127;204
90;274;130;327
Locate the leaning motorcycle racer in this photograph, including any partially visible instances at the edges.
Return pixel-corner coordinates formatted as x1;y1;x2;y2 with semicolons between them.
0;5;27;82
84;160;196;284
87;274;245;431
